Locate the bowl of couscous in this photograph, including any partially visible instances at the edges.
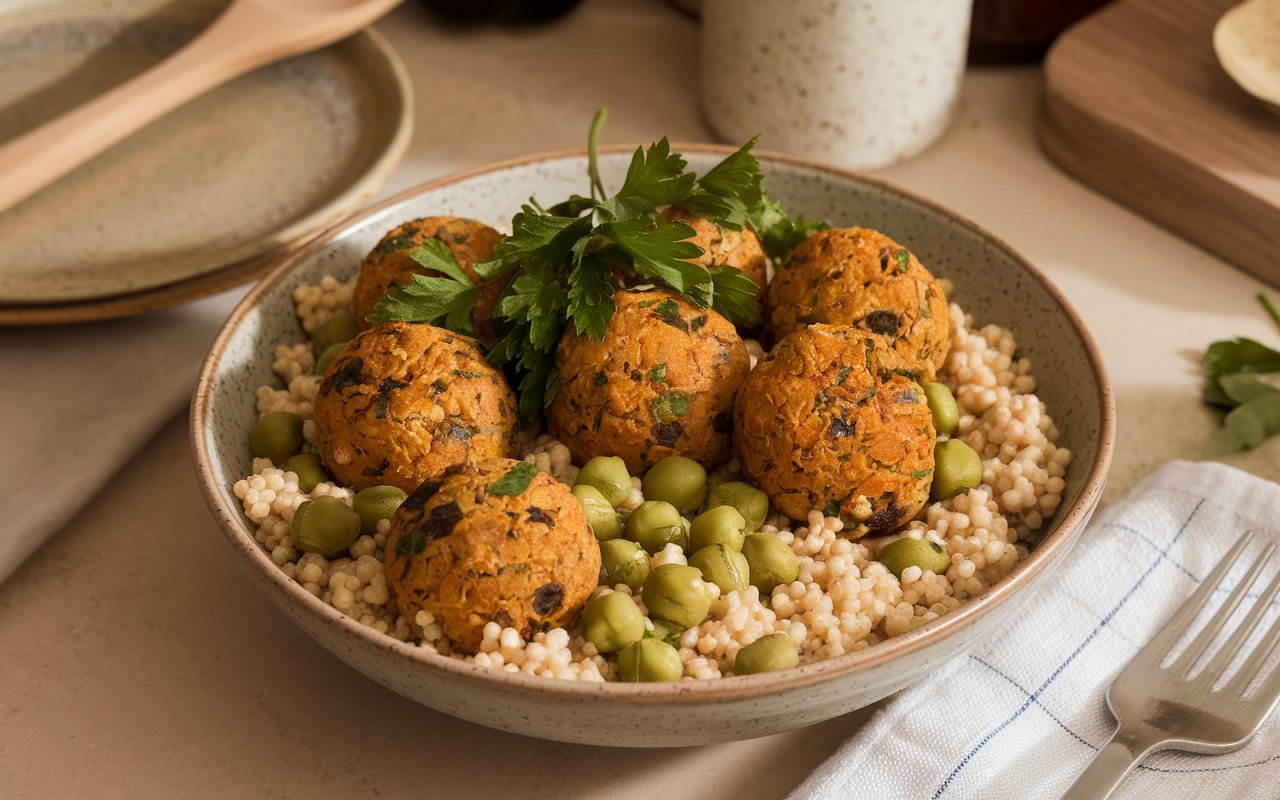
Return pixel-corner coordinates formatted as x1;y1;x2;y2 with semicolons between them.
192;144;1114;746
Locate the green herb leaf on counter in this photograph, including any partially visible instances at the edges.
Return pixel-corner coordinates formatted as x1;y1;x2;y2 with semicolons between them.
1259;292;1280;330
490;461;540;496
1202;338;1280;407
371;108;827;419
1201;293;1280;456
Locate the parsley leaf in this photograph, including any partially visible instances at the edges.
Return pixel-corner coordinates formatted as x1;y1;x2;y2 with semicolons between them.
603;218;709;295
491;461;540;496
368;110;828;421
679;138;764;230
748;197;829;262
475;207;590;282
707;265;762;326
612;138;696;209
567;256;616;339
367;274;480;335
407;238;474;285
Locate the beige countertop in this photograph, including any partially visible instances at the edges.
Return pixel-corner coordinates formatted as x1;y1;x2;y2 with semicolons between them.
4;1;1279;798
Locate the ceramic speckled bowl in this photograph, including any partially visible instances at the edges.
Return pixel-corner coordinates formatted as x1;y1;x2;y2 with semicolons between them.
192;148;1114;747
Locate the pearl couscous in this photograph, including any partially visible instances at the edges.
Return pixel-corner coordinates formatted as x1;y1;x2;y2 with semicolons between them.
232;273;1071;681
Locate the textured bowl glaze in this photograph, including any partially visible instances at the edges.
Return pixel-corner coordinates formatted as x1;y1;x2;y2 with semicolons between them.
192;148;1114;747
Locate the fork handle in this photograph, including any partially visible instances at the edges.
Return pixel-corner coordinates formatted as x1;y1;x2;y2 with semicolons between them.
1060;727;1162;800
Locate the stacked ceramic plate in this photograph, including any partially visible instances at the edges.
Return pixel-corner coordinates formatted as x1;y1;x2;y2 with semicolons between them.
0;0;413;325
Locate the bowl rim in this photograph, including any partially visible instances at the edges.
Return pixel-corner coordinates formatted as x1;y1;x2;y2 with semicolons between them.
191;144;1116;703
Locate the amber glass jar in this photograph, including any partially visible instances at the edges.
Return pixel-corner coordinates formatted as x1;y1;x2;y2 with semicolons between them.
969;0;1113;63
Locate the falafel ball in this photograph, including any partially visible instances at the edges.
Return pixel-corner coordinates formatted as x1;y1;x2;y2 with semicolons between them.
353;216;506;343
384;458;600;653
764;227;949;382
547;289;750;473
734;324;935;536
313;322;518;492
662;206;768;323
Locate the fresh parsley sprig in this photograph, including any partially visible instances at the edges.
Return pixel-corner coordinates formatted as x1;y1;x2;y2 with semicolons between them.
372;109;828;419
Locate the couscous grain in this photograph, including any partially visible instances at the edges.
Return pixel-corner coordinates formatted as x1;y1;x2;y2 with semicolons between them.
232;277;1071;681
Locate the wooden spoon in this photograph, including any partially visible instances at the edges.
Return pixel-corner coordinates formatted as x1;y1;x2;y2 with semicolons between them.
0;0;403;216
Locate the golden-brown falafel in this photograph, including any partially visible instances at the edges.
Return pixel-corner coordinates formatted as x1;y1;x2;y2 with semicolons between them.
353;216;506;343
734;324;935;536
662;206;768;323
547;289;750;473
313;322;518;492
384;458;600;653
765;227;949;382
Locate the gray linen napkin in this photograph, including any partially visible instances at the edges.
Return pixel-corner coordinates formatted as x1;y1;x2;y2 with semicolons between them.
0;288;243;583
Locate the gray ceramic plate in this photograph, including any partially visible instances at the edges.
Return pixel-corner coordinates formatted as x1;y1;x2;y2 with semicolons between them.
193;147;1115;747
0;0;412;310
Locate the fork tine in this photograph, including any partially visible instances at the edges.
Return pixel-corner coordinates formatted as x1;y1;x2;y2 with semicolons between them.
1204;549;1280;685
1137;532;1254;669
1172;542;1274;677
1227;583;1280;697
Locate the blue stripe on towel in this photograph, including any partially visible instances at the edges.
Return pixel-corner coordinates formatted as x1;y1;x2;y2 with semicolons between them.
931;499;1205;798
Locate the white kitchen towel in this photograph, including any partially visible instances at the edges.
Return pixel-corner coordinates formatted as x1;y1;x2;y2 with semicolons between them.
0;288;243;584
791;460;1280;800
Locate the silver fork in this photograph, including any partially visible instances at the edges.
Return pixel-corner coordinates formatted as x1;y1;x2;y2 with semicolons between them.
1062;531;1280;799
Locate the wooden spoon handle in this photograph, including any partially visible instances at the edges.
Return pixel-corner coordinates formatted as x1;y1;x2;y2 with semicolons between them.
0;1;368;215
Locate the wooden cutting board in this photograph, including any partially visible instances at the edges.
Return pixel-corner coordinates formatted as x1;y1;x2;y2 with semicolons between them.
1038;0;1280;286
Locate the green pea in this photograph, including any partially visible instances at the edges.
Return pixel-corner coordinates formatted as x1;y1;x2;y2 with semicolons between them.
741;532;799;594
931;439;984;501
280;453;329;493
291;496;361;557
617;638;683;682
599;539;650;590
688;505;747;553
353;485;407;535
705;481;770;533
878;536;952;579
706;464;743;492
250;411;304;464
642;564;712;628
642;456;707;514
733;632;799;675
314;342;346;376
924;382;959;436
626;500;687;555
310;312;360;354
575;456;632;508
688;544;749;595
583;592;646;654
573;484;623;541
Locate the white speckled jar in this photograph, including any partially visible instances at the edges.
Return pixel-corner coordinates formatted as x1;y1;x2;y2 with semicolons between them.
700;0;973;169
